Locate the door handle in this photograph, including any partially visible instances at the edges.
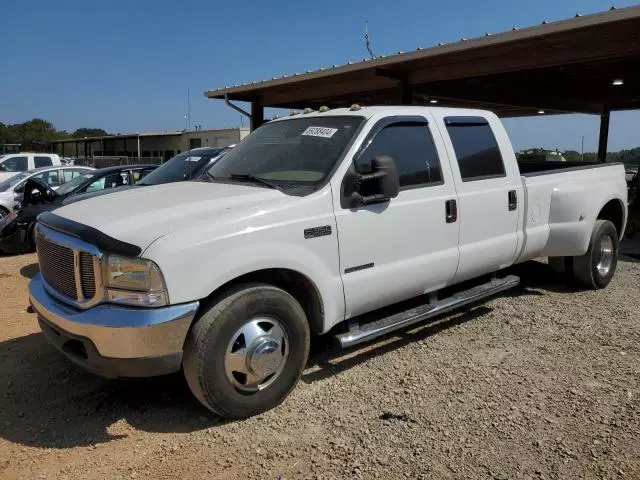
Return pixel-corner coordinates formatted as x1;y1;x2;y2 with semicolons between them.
508;190;517;211
445;199;457;223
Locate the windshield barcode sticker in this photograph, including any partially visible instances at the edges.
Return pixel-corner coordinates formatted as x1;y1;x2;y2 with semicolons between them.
302;126;338;138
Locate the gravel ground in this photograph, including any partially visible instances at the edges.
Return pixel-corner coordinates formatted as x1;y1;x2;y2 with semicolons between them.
1;251;639;480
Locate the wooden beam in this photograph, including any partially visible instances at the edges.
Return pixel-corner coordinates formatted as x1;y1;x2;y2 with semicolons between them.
260;72;396;106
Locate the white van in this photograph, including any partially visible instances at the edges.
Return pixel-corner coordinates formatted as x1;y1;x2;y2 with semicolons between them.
0;153;62;182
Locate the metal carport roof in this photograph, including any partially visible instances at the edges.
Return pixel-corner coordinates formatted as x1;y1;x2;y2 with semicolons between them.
205;5;640;121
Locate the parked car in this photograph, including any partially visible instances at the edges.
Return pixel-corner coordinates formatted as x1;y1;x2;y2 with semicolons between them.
0;153;62;182
62;146;233;206
28;106;627;419
0;164;157;253
0;165;94;218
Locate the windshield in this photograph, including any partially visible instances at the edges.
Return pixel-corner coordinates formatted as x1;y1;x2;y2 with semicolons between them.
56;172;95;196
207;116;363;189
138;148;225;185
0;171;30;192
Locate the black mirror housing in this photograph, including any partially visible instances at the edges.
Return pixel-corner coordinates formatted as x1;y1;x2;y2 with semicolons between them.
371;156;400;199
345;155;400;208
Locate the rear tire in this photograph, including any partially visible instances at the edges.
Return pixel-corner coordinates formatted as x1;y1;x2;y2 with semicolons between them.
183;283;310;419
572;219;618;289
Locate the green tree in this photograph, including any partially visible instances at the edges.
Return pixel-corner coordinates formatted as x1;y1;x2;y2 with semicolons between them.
72;128;109;138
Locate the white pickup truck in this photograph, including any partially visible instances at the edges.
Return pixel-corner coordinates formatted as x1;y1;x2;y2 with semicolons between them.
28;106;627;418
0;153;62;182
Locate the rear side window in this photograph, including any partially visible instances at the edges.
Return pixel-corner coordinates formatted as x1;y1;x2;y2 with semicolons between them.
0;156;28;172
445;117;505;181
34;156;53;167
32;170;61;187
356;121;442;188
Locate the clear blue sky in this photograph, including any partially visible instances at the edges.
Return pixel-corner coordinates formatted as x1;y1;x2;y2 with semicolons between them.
2;0;638;152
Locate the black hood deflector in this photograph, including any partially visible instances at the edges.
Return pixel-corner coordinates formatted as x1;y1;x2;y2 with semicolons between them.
37;212;142;257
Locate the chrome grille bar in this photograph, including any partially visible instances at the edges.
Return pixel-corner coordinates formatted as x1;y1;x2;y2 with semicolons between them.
35;224;104;309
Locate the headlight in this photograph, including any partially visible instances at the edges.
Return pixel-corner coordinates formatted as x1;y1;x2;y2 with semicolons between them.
103;255;168;307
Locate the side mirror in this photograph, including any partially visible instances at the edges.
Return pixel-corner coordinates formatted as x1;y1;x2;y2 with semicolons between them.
30;188;41;198
346;155;400;208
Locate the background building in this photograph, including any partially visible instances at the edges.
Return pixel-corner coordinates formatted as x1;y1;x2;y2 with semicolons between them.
51;127;249;163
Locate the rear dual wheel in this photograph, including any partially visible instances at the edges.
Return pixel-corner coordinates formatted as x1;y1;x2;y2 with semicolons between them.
549;219;618;289
183;283;310;419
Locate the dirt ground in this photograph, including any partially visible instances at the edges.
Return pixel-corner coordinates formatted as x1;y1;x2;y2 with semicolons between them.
1;251;639;480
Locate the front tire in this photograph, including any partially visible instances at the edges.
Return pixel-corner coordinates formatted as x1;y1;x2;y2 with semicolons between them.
572;219;618;289
183;283;310;418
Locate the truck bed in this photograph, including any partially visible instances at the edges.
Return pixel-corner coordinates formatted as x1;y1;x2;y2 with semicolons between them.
515;162;627;263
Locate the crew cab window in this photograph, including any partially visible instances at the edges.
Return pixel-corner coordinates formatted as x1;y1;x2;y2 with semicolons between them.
0;156;28;172
34;156;53;167
445;117;505;181
356;121;442;188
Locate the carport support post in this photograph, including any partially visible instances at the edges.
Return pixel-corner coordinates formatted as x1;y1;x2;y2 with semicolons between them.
399;81;413;105
597;110;610;163
61;142;65;157
250;101;264;131
137;135;141;161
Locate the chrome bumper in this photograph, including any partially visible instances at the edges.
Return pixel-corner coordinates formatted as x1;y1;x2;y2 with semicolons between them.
29;273;199;360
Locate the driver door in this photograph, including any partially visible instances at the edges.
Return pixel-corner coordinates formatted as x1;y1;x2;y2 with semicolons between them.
334;116;460;318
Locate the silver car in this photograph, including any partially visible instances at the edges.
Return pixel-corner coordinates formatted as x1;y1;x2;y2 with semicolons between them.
0;165;94;218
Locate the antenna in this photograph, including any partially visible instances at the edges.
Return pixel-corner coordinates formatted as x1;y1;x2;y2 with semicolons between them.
365;21;376;60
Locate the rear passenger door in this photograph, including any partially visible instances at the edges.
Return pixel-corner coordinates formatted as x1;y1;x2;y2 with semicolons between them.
438;115;520;283
335;115;460;318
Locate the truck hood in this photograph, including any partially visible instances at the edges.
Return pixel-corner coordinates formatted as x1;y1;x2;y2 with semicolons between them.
52;181;285;252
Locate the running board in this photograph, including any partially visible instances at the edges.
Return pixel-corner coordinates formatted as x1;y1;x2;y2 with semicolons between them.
335;275;520;348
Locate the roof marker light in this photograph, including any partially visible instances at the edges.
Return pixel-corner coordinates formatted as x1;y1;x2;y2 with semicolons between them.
538;110;545;114
429;99;438;104
303;108;314;114
612;79;624;86
318;106;330;112
349;104;362;111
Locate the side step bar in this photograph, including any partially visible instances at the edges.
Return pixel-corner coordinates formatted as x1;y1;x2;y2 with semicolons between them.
335;274;520;348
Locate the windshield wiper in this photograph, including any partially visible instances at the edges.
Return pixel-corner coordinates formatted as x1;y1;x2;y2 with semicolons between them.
228;173;283;191
195;171;216;183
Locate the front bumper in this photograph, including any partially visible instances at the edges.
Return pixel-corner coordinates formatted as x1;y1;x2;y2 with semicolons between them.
29;273;199;378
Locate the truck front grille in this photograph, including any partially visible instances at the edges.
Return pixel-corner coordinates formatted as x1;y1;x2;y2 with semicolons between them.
36;235;78;299
79;252;96;298
36;228;102;306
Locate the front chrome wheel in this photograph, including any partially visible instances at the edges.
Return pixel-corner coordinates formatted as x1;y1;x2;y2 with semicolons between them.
596;235;614;276
224;317;289;392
